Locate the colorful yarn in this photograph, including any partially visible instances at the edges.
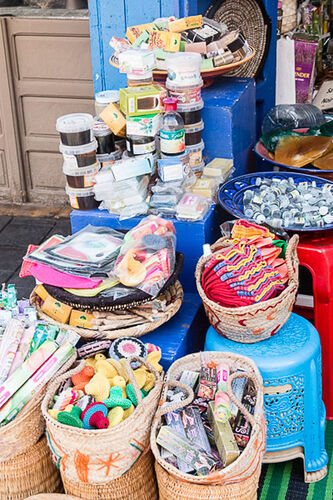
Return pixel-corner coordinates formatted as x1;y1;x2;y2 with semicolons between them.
81;402;109;429
103;386;132;409
109;337;147;369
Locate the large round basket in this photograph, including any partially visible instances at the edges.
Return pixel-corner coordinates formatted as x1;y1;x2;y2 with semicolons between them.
61;450;157;500
195;234;299;343
30;280;183;340
0;353;76;461
0;436;62;500
42;356;163;485
151;351;266;498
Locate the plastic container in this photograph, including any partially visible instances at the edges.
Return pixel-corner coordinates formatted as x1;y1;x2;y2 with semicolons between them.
93;121;116;155
178;100;203;125
95;90;120;116
191;161;205;175
187;140;205;167
185;120;204;146
59;140;98;168
126;135;156;156
165;53;202;87
166;80;203;105
63;162;100;189
97;148;122;167
122;149;158;168
262;104;326;135
56;113;94;146
66;185;99;211
127;71;153;87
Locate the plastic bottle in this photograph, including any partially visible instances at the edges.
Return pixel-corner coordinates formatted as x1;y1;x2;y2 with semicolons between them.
262;104;326;135
160;97;185;156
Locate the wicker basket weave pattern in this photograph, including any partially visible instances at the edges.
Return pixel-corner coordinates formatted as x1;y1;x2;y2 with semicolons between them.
42;356;163;485
151;352;266;499
30;281;183;340
195;234;299;343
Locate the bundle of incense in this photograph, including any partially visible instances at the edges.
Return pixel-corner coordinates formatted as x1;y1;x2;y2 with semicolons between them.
0;341;75;425
164;411;193;472
230;370;247;421
197;353;216;400
157;426;217;475
0;340;58;408
233;380;256;448
181;406;212;453
214;362;231;423
168;370;199;403
207;401;239;466
0;319;25;384
7;325;35;377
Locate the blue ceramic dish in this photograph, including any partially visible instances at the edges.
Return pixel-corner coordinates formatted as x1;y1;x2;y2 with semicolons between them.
218;171;333;232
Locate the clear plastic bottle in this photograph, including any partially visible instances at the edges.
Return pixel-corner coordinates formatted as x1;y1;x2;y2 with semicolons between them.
160;97;185;156
262;104;326;135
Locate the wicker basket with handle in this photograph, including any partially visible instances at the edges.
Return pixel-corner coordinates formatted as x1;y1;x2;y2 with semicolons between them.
195;234;299;343
42;355;163;488
151;351;266;499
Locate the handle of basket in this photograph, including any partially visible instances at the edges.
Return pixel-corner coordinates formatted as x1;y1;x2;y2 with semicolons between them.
285;234;299;282
155;379;194;418
226;372;259;428
41;359;84;415
125;355;161;407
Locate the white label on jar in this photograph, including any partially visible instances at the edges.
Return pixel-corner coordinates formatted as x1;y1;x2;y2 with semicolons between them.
63;154;78;168
127;140;155;155
68;194;79;209
160;129;185;155
83;172;97;188
159;163;184;182
189;149;202;166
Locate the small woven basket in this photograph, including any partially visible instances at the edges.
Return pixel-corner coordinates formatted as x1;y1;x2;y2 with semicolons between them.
195;234;299;343
0;436;62;500
42;356;163;485
30;281;183;340
61;450;157;500
0;353;76;461
151;351;266;498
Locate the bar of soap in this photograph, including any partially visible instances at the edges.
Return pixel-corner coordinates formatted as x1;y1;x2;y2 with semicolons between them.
100;103;126;137
203;158;234;177
192;177;217;198
186;42;207;54
201;58;214;70
154;48;167;60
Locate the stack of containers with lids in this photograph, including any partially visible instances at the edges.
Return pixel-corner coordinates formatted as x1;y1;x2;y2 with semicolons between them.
117;48;161;165
56;113;100;211
165;52;205;175
93;90;123;168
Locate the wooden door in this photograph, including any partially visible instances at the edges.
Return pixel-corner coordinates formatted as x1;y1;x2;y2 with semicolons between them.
5;16;94;204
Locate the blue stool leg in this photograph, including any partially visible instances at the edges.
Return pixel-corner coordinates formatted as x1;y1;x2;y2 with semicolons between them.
302;359;328;482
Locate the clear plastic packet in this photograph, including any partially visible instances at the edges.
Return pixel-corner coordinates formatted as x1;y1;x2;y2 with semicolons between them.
220;219;290;242
176;193;210;221
151;178;184;195
114;215;176;296
119;202;149;220
109;36;131;53
150;192;181;207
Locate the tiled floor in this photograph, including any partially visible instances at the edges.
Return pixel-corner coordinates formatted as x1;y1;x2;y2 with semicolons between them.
0;215;71;298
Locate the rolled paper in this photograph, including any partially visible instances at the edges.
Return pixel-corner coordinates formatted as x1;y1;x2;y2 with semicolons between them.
0;319;25;384
7;325;35;377
0;341;75;425
0;339;58;408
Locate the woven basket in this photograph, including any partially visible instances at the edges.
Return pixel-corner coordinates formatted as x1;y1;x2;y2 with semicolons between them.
42;356;163;485
281;0;297;33
0;436;61;500
61;450;157;500
195;234;299;343
0;353;76;461
30;280;183;340
26;496;80;500
151;351;266;498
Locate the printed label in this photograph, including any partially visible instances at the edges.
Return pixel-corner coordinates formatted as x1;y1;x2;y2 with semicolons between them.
69;194;79;210
83;172;97;188
126;140;155;155
128;97;135;114
63;154;78;168
188;149;203;166
160;129;185;154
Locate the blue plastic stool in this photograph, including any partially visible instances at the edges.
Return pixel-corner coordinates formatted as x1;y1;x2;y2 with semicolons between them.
204;313;328;483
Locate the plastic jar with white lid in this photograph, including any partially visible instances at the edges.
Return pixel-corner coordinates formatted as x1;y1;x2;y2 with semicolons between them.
166;80;203;105
59;139;98;168
95;90;120;116
185;120;204;146
93;120;116;155
56;113;94;147
97;148;122;167
63;162;100;189
165;53;202;88
186;140;205;167
177;100;204;125
127;71;153;87
65;185;99;211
